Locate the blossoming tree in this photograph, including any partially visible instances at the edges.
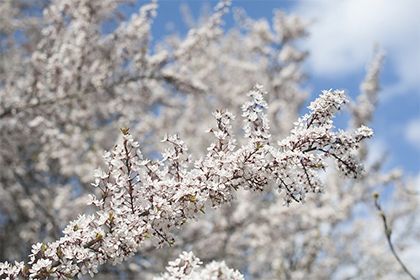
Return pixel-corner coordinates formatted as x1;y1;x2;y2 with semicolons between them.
0;0;418;279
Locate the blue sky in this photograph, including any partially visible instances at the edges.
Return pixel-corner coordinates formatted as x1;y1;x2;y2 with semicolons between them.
127;0;419;175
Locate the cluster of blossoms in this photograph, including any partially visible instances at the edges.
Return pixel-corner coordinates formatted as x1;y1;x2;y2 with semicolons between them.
0;86;372;279
154;251;243;280
351;50;385;129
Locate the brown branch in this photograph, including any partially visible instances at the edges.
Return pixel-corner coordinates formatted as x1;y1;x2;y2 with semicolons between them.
318;148;358;176
123;135;136;215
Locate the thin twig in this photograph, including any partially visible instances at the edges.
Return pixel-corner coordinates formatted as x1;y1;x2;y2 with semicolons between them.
373;193;417;280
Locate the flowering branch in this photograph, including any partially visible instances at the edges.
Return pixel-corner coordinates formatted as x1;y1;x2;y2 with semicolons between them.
0;86;372;279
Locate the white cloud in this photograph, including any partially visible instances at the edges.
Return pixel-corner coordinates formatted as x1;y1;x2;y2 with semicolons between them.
294;0;420;98
405;118;420;150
